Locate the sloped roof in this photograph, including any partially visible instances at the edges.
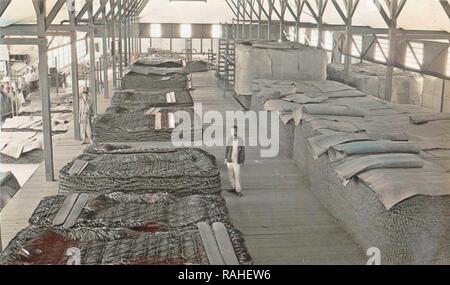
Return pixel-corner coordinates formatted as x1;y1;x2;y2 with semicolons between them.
1;0;101;26
1;0;449;31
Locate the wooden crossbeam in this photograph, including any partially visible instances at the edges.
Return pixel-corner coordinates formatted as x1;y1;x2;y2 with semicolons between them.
440;0;450;19
94;0;110;21
76;2;89;23
304;0;319;22
372;0;390;25
331;0;347;22
256;0;271;19
268;0;282;20
0;0;11;17
46;0;66;30
226;0;238;16
247;0;261;20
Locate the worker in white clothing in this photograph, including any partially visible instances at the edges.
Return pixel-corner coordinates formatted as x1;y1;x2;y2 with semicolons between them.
79;89;93;144
225;125;245;197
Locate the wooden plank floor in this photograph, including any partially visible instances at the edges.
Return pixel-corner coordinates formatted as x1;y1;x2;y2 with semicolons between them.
1;71;366;264
0;92;112;249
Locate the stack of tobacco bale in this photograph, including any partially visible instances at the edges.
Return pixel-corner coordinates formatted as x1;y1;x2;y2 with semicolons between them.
92;108;201;143
59;147;222;196
327;62;423;105
94;56;201;144
250;76;450;264
122;64;188;91
109;89;193;110
0;56;251;265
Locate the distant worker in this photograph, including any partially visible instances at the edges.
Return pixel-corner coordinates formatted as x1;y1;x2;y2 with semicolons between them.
79;89;93;144
225;125;245;197
16;88;26;109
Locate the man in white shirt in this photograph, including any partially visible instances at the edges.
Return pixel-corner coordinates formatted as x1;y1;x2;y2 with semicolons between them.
225;125;245;197
79;89;93;144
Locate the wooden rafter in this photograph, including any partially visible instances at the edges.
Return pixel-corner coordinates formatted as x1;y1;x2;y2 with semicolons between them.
0;0;11;17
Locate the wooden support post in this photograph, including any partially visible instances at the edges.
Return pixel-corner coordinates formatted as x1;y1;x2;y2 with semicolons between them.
268;1;273;39
257;0;262;39
385;0;398;102
123;17;128;66
317;0;325;48
118;0;124;80
279;0;286;41
87;0;97;114
236;0;240;39
241;0;247;39
248;0;253;39
111;22;117;89
127;18;132;64
68;0;80;140
344;0;353;83
34;0;54;181
102;0;109;98
441;79;447;113
294;0;303;42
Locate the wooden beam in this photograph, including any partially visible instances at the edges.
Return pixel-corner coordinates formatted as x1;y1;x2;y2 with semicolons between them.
294;0;305;42
304;0;319;22
440;0;450;19
331;0;347;22
229;0;246;18
94;0;108;22
248;0;261;20
372;0;391;26
385;0;398;102
256;0;271;19
86;0;97;114
394;0;407;19
67;0;81;140
344;0;354;82
240;0;252;18
117;0;124;79
101;0;110;99
0;0;11;17
0;37;46;45
226;0;239;17
76;2;89;23
33;0;55;181
94;0;110;21
46;0;66;30
106;0;119;19
268;0;282;20
285;0;298;21
110;0;117;88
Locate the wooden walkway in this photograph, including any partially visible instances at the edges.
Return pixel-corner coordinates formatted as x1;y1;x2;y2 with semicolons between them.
193;72;366;265
1;71;366;264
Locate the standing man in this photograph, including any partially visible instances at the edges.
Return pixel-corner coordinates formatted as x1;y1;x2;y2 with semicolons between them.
225;125;245;197
6;87;16;116
79;89;93;144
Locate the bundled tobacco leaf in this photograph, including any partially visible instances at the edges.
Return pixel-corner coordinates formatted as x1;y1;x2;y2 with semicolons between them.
133;58;184;68
92;109;201;143
59;148;221;196
29;193;231;233
0;149;44;164
0;225;252;265
83;143;172;155
110;89;193;110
